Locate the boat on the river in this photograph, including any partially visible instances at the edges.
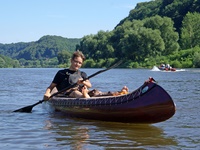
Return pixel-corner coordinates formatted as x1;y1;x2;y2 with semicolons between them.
47;78;176;124
158;67;176;72
158;64;176;72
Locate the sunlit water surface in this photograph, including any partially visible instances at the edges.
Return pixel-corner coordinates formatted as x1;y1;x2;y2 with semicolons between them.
0;67;199;150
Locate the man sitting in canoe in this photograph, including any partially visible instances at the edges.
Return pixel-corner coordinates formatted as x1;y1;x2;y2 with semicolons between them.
43;50;92;100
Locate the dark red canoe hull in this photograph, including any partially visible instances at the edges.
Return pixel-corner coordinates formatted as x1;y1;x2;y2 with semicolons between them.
48;81;176;124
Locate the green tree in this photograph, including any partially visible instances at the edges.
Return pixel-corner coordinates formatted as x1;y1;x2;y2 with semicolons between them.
0;57;5;68
80;34;98;59
57;51;71;65
143;15;179;55
93;31;114;59
80;31;114;61
111;20;143;58
0;55;20;68
180;12;200;49
193;52;200;68
119;27;165;62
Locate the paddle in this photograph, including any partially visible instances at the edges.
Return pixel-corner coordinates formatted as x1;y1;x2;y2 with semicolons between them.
13;60;123;113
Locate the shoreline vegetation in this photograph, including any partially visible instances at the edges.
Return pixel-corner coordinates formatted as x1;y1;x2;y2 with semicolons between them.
1;0;200;68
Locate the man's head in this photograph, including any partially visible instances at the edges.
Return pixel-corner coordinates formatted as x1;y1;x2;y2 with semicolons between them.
70;50;85;71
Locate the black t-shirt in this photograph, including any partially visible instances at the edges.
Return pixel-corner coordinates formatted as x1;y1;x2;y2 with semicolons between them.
52;69;87;91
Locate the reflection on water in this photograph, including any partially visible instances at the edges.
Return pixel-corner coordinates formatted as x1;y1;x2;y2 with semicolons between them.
44;112;177;149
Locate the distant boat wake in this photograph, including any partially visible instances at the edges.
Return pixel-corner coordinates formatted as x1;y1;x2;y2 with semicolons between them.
151;66;160;71
151;66;186;72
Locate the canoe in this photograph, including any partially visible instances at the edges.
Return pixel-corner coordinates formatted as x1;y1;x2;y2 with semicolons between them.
47;78;176;124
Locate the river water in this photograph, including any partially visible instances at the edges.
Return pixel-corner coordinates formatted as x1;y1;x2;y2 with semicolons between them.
0;67;199;150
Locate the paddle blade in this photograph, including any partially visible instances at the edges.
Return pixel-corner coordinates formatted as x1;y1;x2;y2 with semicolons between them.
13;105;33;113
13;100;44;113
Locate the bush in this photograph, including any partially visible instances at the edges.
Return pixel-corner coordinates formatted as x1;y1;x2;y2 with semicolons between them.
131;62;139;68
83;59;95;68
193;52;200;68
171;60;182;68
181;60;193;68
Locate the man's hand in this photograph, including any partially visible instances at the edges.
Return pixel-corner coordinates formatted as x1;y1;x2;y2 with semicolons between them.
43;93;51;100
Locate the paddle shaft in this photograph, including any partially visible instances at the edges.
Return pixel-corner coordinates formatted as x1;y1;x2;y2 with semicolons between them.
13;60;122;112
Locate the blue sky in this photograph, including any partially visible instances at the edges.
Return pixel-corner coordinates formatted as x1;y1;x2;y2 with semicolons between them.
1;0;149;44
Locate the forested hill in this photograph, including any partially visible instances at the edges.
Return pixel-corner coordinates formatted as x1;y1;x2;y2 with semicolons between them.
0;35;81;67
117;0;200;33
0;35;81;60
79;0;200;68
